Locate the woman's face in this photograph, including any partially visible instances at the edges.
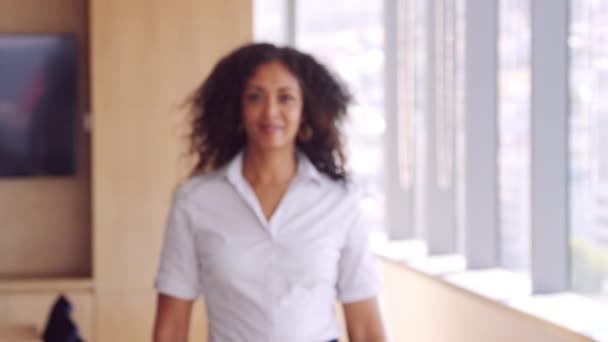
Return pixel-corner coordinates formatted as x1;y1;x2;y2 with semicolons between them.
242;61;303;152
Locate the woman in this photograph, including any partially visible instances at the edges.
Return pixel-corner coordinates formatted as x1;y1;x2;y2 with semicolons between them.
153;43;386;342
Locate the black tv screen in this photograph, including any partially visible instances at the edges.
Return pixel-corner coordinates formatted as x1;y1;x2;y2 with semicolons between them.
0;34;78;177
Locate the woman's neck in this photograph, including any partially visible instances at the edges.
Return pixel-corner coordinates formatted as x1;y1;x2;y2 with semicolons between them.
242;145;297;185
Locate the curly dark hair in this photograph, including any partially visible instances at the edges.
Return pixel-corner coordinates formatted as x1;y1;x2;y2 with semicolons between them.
187;42;352;181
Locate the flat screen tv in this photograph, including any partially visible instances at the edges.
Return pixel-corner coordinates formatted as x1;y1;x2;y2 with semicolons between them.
0;34;78;177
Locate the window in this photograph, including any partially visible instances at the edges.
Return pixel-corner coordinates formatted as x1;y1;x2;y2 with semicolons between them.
253;0;288;45
251;4;608;335
570;0;608;298
453;0;466;253
498;0;531;272
296;0;386;231
413;0;429;240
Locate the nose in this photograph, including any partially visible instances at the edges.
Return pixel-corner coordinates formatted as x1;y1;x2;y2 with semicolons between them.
263;97;280;119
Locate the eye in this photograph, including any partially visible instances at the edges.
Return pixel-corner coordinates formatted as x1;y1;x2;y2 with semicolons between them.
279;94;294;103
245;92;263;103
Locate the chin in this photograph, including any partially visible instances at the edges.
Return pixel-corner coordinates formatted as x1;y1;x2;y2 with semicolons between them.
250;138;296;151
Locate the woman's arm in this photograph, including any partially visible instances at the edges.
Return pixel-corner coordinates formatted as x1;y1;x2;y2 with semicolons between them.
152;294;194;342
342;297;386;342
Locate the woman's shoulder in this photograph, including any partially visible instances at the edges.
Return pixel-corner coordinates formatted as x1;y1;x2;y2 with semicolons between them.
317;175;363;207
173;169;227;204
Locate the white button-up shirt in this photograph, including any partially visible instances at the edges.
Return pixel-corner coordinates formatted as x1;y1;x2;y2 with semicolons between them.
155;151;380;342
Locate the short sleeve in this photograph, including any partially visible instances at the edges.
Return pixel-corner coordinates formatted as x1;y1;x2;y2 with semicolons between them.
336;204;381;303
154;195;202;300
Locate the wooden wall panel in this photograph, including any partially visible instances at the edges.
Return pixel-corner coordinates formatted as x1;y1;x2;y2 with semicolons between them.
0;0;91;278
90;0;251;340
90;0;252;290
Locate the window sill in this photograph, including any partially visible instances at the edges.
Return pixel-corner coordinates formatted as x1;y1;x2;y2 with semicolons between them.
370;233;608;342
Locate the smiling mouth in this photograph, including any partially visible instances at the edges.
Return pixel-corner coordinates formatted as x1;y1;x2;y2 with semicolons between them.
259;124;283;134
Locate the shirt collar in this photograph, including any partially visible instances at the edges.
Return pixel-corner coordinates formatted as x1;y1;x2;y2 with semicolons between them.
224;149;322;186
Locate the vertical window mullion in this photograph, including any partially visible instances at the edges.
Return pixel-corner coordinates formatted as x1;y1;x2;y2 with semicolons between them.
530;0;569;293
386;0;416;239
414;0;429;241
426;0;457;254
464;0;499;268
287;0;296;46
